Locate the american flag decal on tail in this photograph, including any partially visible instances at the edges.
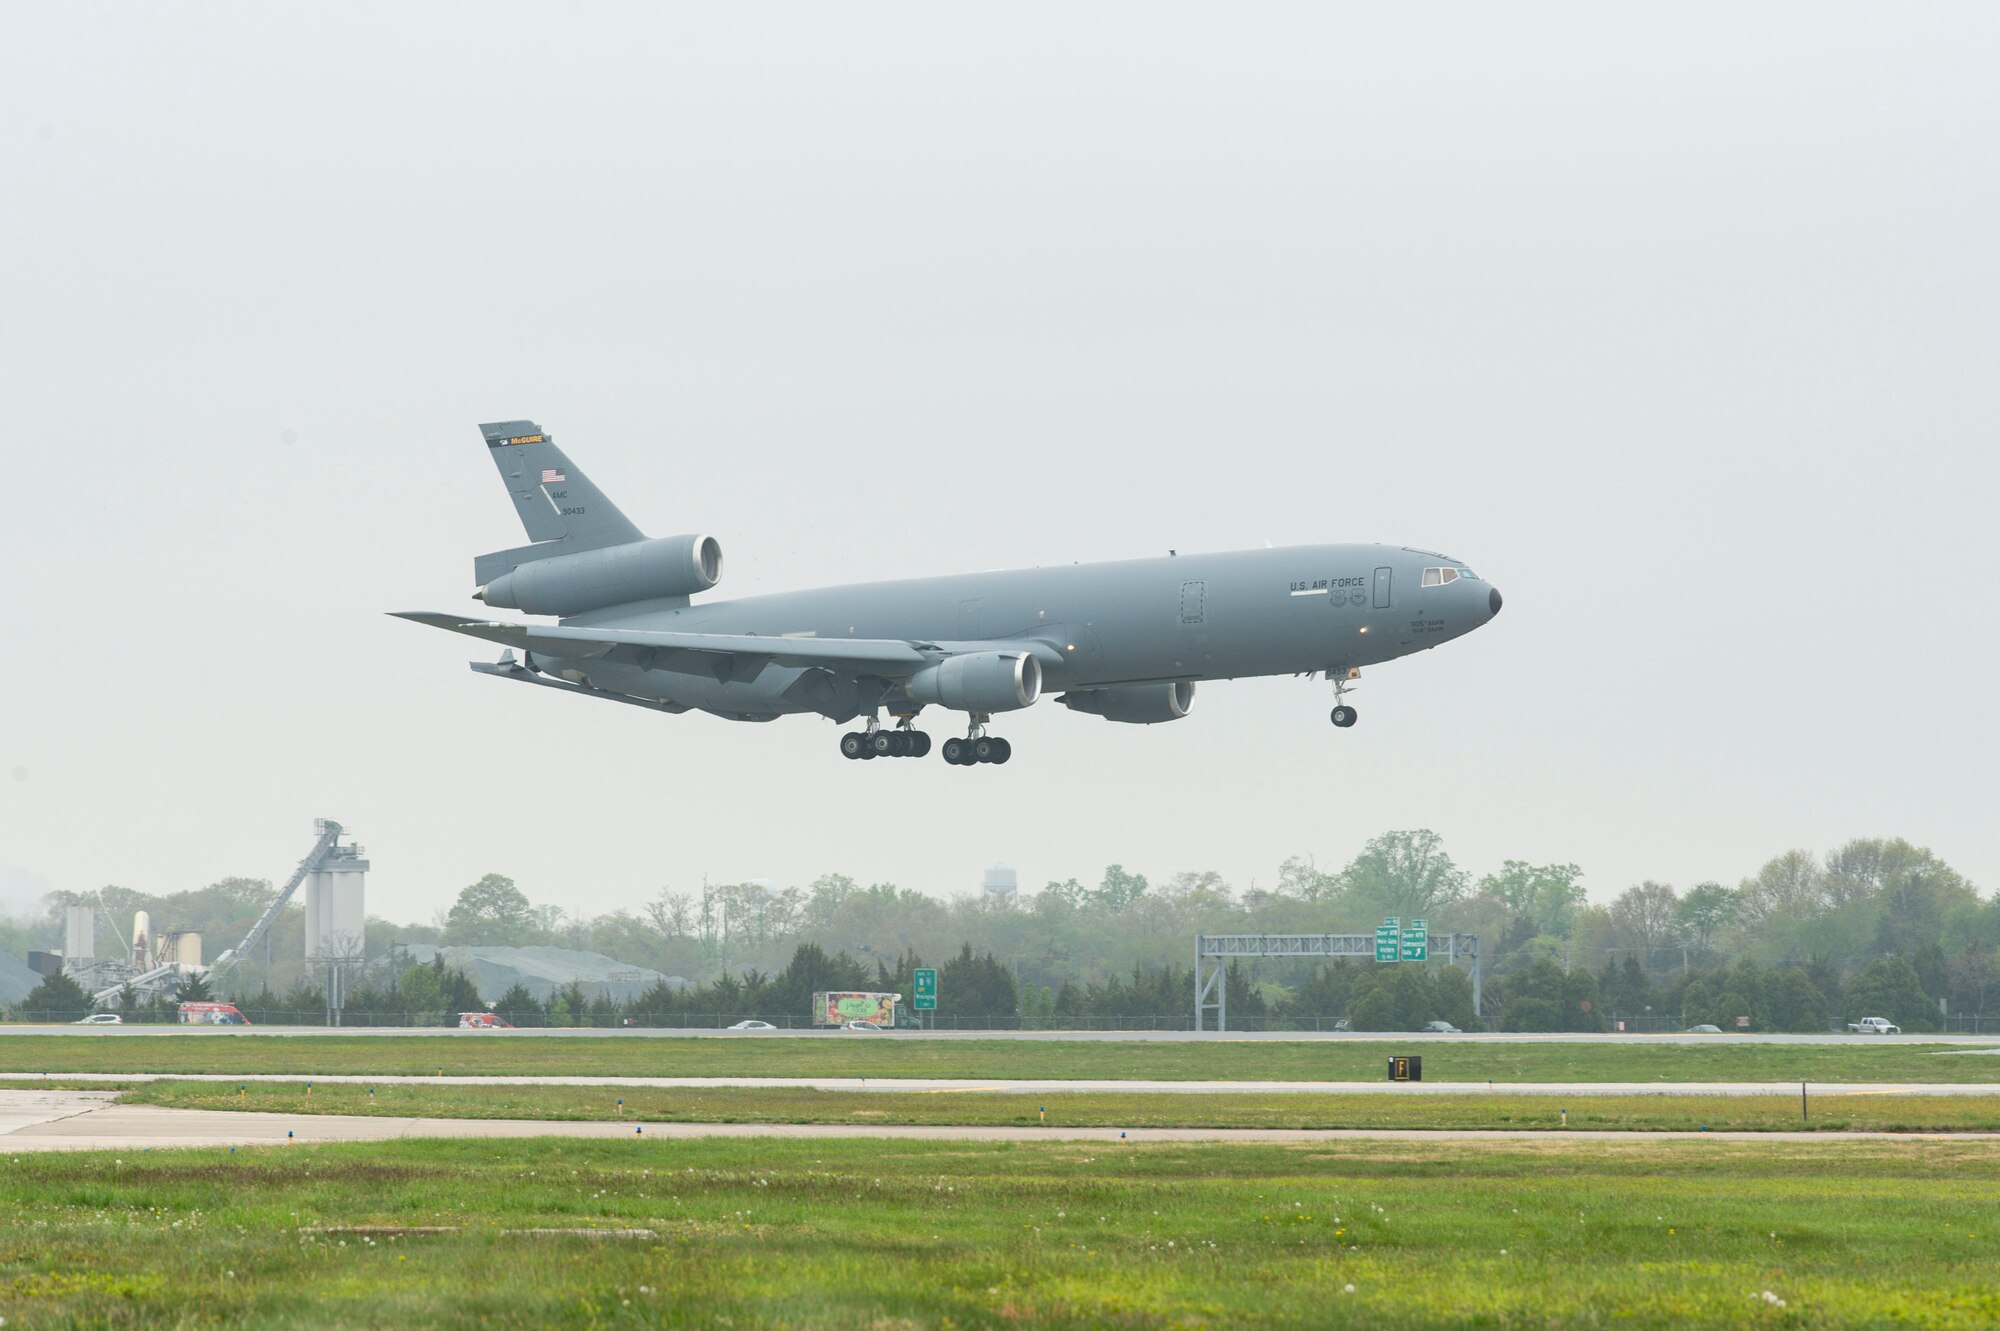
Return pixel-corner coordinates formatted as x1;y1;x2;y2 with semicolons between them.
541;468;566;484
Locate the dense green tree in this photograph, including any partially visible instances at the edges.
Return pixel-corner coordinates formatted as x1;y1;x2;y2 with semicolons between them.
1608;881;1679;960
1093;865;1150;912
940;944;1018;1020
20;971;93;1021
1599;953;1651;1016
1433;966;1482;1031
1341;830;1469;919
1497;959;1599;1032
443;874;535;947
1480;861;1587;937
1678;976;1714;1027
1842;957;1942;1032
493;982;544;1028
1275;857;1340;902
1768;968;1829;1033
555;979;591;1028
767;942;870;1016
1675;883;1739;957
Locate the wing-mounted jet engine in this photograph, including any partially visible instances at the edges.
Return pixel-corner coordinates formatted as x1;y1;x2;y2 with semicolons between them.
1059;681;1194;724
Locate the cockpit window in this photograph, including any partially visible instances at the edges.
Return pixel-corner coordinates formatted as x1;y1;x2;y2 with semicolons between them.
1421;567;1461;588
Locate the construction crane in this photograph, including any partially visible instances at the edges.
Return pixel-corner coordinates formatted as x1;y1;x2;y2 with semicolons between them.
210;819;349;975
90;819;356;1007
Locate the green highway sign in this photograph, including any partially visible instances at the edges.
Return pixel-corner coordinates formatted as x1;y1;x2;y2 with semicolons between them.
1375;918;1401;963
912;968;938;1011
1401;919;1428;962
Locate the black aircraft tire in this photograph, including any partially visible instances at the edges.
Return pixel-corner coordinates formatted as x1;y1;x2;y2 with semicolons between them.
910;733;932;758
1330;705;1358;728
941;738;967;764
989;739;1012;764
973;737;995;763
871;732;896;756
840;733;865;759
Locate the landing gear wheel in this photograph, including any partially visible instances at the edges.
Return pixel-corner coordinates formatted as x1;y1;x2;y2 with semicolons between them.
871;731;898;757
908;732;932;758
973;737;996;763
941;737;969;765
988;738;1012;764
1331;705;1358;728
840;732;867;759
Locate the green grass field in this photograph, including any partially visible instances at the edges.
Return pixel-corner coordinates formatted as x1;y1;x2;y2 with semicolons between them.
2;1136;1996;1328
1;1033;1994;1082
108;1079;2000;1133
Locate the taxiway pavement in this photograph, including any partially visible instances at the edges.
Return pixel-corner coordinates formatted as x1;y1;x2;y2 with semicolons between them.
0;1091;1992;1153
5;1073;1999;1096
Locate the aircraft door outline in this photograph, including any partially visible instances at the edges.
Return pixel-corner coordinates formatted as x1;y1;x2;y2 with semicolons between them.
1179;580;1206;625
1372;567;1393;609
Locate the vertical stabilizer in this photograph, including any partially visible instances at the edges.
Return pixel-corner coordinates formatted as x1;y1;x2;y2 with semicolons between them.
476;420;644;585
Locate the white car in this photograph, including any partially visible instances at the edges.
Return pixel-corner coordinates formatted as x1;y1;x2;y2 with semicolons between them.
842;1020;884;1032
1420;1021;1461;1034
727;1020;776;1031
73;1012;122;1025
1847;1017;1901;1035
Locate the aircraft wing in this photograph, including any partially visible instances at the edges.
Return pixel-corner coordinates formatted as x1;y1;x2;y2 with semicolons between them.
391;611;939;676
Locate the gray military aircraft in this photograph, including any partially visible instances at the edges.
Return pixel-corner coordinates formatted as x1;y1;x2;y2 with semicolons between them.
395;421;1501;765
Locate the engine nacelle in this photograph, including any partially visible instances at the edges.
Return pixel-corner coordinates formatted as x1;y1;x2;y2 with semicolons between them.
1059;681;1195;724
477;534;723;616
903;652;1041;713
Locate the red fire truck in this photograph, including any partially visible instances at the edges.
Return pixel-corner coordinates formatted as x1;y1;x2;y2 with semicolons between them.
177;1001;251;1026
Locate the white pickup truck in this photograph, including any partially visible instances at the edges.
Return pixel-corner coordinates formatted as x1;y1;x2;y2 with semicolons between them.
1846;1016;1901;1035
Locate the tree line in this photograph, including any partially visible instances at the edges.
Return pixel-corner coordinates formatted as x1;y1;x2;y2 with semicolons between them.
14;830;1989;1031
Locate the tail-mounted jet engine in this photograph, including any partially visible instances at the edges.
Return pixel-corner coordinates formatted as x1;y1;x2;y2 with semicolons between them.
903;652;1041;713
1059;681;1195;724
476;535;723;616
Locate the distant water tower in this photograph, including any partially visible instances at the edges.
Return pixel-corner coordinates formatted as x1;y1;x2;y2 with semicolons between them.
982;864;1018;904
304;825;369;959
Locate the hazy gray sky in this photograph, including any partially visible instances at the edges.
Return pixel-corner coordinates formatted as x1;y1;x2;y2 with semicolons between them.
3;4;1995;927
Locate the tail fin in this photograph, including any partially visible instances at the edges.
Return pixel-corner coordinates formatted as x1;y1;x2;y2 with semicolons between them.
474;420;644;585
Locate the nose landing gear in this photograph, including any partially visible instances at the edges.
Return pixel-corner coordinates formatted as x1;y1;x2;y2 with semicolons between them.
1328;669;1360;728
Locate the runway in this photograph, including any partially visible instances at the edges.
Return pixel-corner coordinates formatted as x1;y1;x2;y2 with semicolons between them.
6;1072;1999;1096
0;1091;1990;1153
5;1023;1999;1045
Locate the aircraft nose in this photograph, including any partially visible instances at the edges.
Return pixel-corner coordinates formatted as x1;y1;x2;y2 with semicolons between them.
1487;586;1503;618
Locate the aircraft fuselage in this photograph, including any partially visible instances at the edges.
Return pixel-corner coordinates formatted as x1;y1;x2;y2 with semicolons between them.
540;543;1499;720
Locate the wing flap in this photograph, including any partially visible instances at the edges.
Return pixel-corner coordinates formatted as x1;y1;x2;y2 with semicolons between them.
393;612;933;675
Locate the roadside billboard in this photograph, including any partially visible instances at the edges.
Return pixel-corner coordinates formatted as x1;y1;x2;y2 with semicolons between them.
813;991;901;1027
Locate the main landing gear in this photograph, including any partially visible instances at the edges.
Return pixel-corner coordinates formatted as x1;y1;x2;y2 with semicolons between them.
1328;670;1360;728
839;719;932;760
942;734;1011;766
943;715;1010;765
839;714;1011;764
